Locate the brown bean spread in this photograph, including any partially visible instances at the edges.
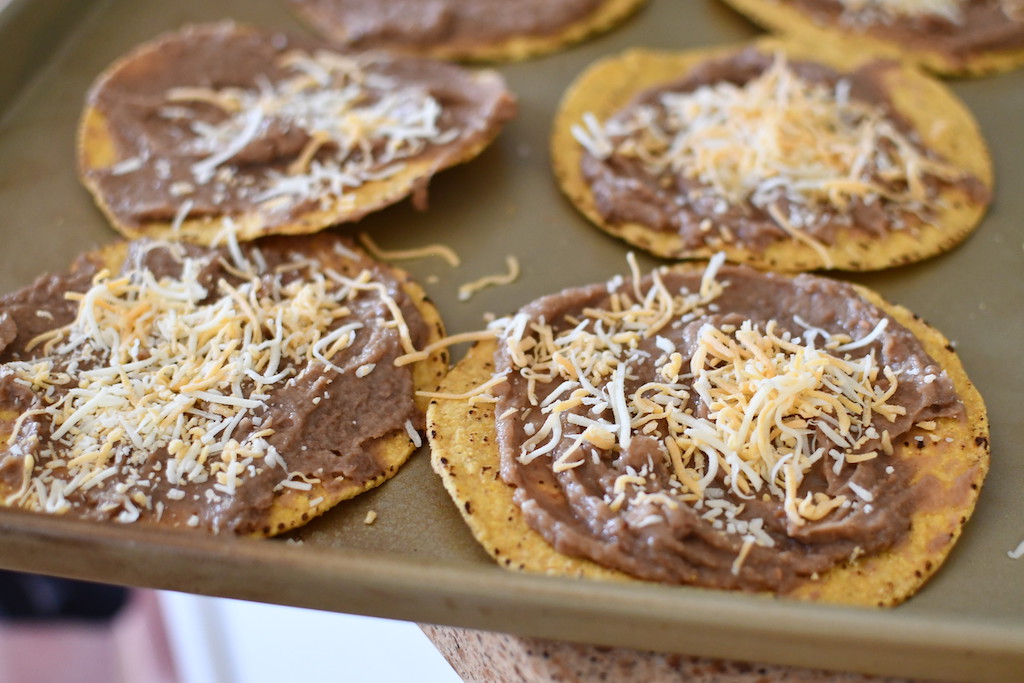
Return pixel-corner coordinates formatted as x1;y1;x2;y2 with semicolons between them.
84;23;515;229
493;262;962;591
781;0;1024;67
0;235;429;534
288;0;604;51
576;49;988;253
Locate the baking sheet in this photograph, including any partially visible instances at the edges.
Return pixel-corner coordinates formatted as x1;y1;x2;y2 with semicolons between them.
0;0;1021;679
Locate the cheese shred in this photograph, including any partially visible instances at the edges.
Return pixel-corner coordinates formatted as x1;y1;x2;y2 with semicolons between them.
458;256;521;302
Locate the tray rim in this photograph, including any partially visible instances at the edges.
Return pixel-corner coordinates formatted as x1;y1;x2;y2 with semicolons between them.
1;506;1021;682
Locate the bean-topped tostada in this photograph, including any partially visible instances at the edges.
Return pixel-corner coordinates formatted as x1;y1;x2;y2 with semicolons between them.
427;257;988;605
720;0;1024;76
552;40;992;271
0;233;446;535
286;0;648;62
79;22;516;244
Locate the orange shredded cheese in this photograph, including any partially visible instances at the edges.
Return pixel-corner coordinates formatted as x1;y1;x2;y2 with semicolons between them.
358;232;461;268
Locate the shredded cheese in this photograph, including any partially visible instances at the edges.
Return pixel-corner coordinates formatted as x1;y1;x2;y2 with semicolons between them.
143;48;464;229
575;52;963;247
496;256;910;548
417;372;509;402
358;233;460;268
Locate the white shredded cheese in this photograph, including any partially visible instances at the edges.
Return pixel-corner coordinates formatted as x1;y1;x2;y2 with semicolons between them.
838;0;965;25
165;49;463;228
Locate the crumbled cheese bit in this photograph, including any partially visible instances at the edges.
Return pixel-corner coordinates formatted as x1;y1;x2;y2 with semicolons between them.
637;514;665;528
1009;538;1024;560
364;509;378;525
109;156;145;175
404;419;423;448
848;481;875;503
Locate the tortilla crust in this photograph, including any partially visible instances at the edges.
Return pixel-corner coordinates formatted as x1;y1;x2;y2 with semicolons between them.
550;39;993;272
721;0;1024;77
76;24;514;245
288;0;648;62
0;234;448;538
426;271;988;606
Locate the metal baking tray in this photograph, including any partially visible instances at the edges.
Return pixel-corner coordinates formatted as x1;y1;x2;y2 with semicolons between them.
0;0;1021;679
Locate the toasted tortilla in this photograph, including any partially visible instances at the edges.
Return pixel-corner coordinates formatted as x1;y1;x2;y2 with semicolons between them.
77;23;515;245
426;269;988;606
287;0;648;62
721;0;1024;77
0;233;448;537
551;39;992;272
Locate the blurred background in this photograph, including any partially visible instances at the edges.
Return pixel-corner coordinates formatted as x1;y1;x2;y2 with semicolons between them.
0;572;458;682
